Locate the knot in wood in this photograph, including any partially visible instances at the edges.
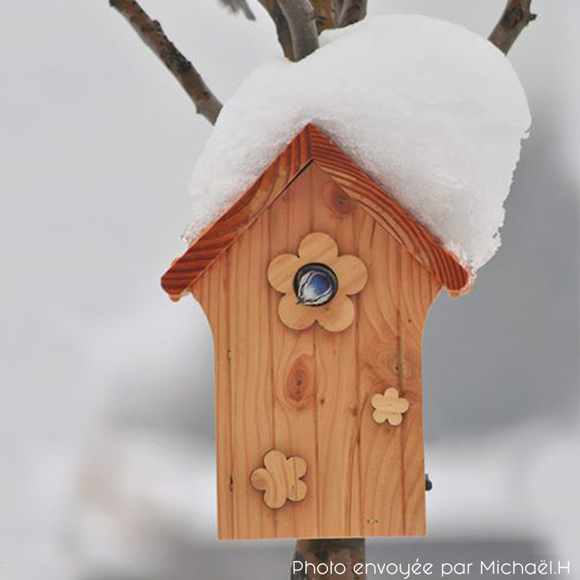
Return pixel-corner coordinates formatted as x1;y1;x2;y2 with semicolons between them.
376;352;414;380
330;190;354;216
287;362;312;406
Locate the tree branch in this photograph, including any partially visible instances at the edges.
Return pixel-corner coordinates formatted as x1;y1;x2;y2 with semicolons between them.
217;0;255;20
258;0;295;59
311;0;341;32
276;0;320;61
338;0;367;28
259;0;341;58
489;0;536;54
110;0;222;124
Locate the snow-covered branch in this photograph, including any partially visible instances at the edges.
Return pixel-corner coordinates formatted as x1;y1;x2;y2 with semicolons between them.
110;0;223;124
276;0;320;61
489;0;537;54
338;0;367;28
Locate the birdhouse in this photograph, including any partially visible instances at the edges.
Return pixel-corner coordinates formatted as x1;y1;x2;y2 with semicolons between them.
161;124;470;540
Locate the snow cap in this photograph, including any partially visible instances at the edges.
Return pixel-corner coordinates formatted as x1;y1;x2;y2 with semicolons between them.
186;14;531;272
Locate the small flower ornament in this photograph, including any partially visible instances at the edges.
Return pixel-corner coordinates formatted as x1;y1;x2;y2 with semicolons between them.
250;450;307;509
371;388;410;426
267;232;368;332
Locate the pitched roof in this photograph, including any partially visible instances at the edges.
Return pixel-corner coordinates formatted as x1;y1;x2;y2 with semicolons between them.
161;124;470;300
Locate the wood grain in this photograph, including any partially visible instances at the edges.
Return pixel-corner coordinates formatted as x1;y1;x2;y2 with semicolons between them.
356;215;406;536
193;254;233;538
185;142;447;540
398;242;441;536
162;124;470;301
268;178;319;538
310;166;362;538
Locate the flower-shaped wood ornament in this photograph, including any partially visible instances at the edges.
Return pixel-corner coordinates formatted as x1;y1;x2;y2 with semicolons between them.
250;450;307;510
371;387;410;426
267;232;368;332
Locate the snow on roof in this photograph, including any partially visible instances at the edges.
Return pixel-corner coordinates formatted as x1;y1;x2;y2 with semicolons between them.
185;14;531;272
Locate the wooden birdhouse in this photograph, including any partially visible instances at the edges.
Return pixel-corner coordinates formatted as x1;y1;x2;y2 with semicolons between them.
161;124;470;541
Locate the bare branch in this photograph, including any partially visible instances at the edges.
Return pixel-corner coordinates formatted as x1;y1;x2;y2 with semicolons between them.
310;0;340;32
258;0;345;60
257;0;295;59
110;0;222;124
489;0;536;54
338;0;367;28
276;0;320;61
258;0;338;59
217;0;256;20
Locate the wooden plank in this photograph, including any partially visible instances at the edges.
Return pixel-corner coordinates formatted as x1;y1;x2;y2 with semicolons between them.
194;212;279;539
309;164;362;538
191;257;234;538
355;207;407;536
398;245;442;536
225;212;277;539
267;167;320;539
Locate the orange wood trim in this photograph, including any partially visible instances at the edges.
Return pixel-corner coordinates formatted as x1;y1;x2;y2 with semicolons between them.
307;125;470;293
161;128;313;299
161;124;470;299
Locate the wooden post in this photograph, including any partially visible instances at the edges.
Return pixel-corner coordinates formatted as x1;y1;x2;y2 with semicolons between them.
291;539;366;579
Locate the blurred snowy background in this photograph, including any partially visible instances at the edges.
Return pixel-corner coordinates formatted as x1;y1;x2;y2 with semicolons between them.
0;1;578;579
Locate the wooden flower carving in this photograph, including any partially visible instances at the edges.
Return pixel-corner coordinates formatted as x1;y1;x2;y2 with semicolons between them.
267;232;368;332
250;450;307;509
371;388;410;426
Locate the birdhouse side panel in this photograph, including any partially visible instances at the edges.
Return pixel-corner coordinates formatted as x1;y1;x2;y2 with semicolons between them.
399;240;442;533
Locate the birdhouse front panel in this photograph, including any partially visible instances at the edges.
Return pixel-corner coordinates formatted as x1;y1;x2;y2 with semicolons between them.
189;161;442;540
162;125;469;541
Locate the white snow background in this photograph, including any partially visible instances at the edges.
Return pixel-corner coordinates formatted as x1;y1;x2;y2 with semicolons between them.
0;1;578;579
187;14;531;272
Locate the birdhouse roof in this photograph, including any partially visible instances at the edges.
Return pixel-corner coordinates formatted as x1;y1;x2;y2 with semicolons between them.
162;124;470;300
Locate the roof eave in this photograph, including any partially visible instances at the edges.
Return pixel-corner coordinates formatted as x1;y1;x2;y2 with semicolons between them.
161;124;470;300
